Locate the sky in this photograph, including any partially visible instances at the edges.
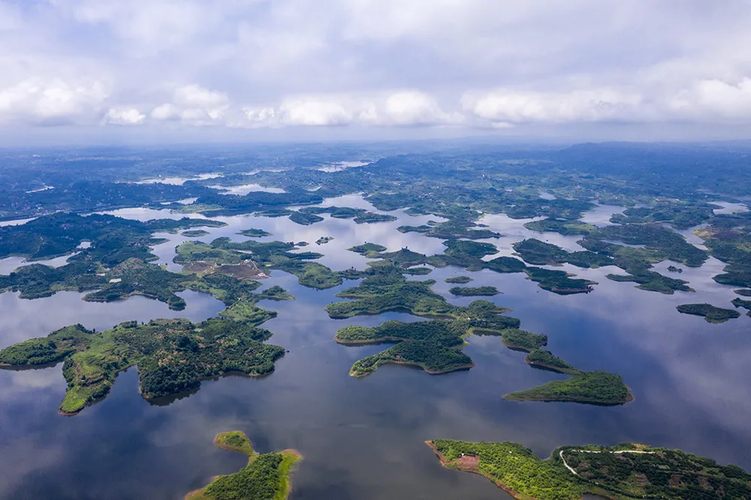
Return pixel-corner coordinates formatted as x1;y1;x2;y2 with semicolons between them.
2;0;751;144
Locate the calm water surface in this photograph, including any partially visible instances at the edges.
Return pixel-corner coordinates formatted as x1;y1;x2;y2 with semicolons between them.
0;198;749;499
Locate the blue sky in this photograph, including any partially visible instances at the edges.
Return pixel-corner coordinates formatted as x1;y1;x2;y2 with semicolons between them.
1;0;751;144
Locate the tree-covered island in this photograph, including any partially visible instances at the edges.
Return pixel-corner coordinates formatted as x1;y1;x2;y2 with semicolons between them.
186;431;301;500
329;265;631;404
676;303;741;323
427;439;751;500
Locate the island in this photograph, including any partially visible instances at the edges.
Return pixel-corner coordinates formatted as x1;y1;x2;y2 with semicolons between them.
0;316;286;415
445;276;472;284
315;236;334;245
448;286;500;296
676;303;741;323
288;211;324;225
329;265;631;403
186;431;302;500
182;229;211;237
239;228;272;237
427;439;751;500
348;242;388;257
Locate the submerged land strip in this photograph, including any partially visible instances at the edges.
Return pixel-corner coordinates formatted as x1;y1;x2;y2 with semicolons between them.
186;431;302;500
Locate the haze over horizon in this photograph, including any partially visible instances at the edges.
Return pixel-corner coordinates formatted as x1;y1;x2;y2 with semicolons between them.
2;1;751;145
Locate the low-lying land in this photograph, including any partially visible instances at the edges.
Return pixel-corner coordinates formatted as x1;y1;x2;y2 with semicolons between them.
186;431;301;500
0;280;290;415
427;439;751;500
448;286;500;296
676;303;741;323
445;276;472;284
329;266;631;403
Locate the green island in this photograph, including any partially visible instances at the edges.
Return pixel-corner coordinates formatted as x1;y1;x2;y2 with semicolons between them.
0;316;285;415
427;439;751;500
348;242;387;257
186;431;302;500
524;218;597;236
296;206;398;224
445;276;473;284
288;211;324;225
315;236;334;245
182;229;211;237
731;297;751;315
239;228;272;238
667;265;683;273
176;238;348;289
0;269;293;415
496;328;632;405
329;265;631;404
448;286;500;296
676;303;741;323
513;238;612;268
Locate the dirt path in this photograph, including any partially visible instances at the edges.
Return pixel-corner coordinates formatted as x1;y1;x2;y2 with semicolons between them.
559;449;656;477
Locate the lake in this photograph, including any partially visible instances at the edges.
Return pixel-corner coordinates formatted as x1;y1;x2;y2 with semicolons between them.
0;197;749;499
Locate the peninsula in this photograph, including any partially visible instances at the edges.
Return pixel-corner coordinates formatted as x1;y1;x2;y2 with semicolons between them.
186;431;301;500
427;439;751;500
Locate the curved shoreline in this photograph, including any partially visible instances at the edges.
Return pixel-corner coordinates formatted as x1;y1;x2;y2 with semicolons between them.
350;360;475;378
425;441;535;500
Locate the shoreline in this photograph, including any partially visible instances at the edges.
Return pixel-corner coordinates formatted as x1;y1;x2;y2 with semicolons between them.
425;441;534;500
350;360;475;378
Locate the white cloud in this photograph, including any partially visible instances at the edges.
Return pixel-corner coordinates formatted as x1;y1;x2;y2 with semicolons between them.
0;78;108;125
463;88;644;125
278;99;353;126
151;84;230;125
104;107;145;125
669;78;751;121
379;91;461;126
1;1;751;138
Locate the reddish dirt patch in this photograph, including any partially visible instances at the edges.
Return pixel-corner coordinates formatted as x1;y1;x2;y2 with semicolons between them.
455;454;480;470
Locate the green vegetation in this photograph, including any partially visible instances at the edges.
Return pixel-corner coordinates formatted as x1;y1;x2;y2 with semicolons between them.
676;303;741;323
187;431;302;500
353;212;397;224
667;265;683;273
288;211;324;225
504;371;632;405
0;315;285;415
403;266;432;275
326;265;453;318
607;270;693;294
522;267;595;294
330;270;628;403
315;236;334;245
335;301;517;377
499;328;547;352
348;242;387;257
428;439;751;500
448;286;500;296
0;212;225;262
298;206;397;224
732;297;751;315
513;239;612;268
239;228;272;237
182;230;211;237
445;276;472;284
524;218;597;235
525;349;576;374
177;238;347;289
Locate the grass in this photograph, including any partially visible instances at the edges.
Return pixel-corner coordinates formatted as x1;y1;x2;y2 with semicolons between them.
187;432;302;500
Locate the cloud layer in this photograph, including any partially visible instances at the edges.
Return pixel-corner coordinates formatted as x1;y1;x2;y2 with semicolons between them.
2;1;751;139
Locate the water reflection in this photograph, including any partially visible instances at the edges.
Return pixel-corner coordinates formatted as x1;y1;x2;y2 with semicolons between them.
0;195;749;500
